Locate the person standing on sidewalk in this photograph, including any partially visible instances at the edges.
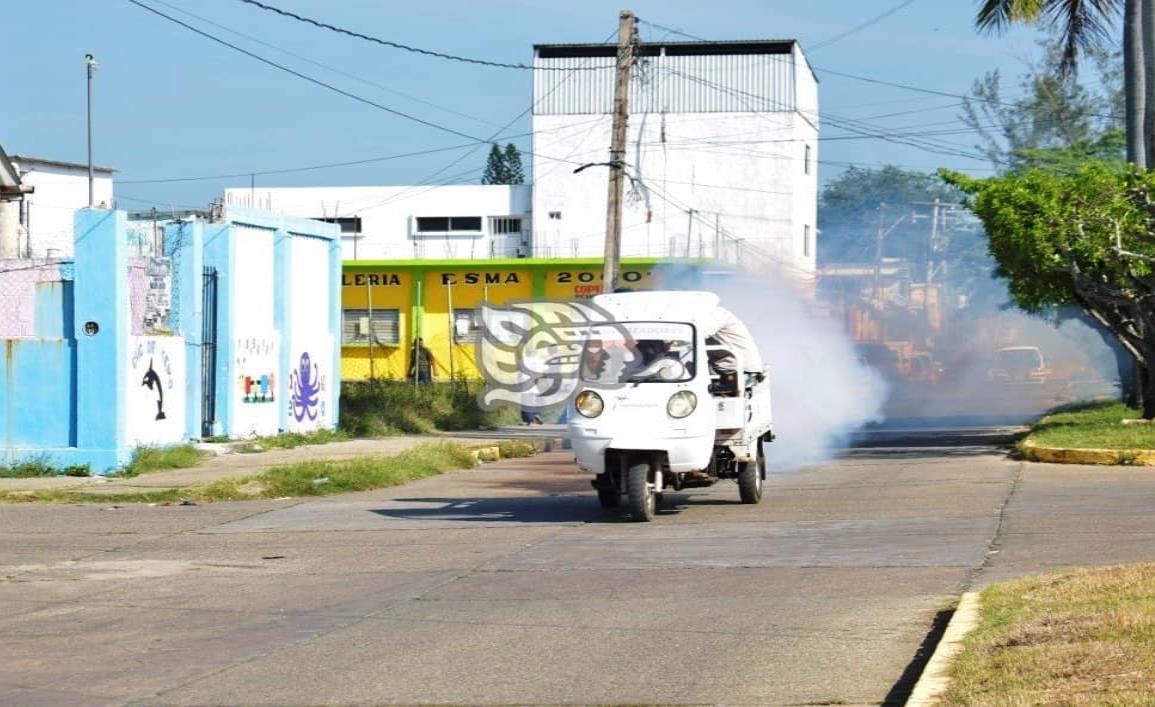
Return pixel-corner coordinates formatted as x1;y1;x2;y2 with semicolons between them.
409;337;434;384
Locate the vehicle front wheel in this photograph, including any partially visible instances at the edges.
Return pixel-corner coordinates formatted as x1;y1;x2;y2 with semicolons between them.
738;444;763;504
626;460;657;521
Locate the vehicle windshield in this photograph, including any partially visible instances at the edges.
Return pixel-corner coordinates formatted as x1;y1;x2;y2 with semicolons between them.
997;348;1042;372
581;321;695;383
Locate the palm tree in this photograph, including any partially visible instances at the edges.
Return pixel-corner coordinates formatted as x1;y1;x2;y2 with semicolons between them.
977;0;1149;407
975;0;1143;165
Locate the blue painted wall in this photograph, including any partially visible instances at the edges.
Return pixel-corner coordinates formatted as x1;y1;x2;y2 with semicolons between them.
2;207;340;473
0;340;76;456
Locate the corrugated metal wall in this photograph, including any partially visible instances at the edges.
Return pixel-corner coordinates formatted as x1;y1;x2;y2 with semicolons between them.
534;49;798;115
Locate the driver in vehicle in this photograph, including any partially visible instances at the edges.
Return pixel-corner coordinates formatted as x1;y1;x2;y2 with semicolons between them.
630;339;691;381
706;306;764;394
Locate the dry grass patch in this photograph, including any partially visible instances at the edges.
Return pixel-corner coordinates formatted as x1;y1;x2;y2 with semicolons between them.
942;564;1155;705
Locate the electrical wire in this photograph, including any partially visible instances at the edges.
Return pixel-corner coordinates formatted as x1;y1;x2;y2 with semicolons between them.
148;0;511;131
808;0;919;52
127;0;486;142
118;143;480;185
636;18;1123;123
236;0;605;71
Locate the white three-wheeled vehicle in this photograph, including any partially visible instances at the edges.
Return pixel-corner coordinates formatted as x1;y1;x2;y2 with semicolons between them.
567;291;774;521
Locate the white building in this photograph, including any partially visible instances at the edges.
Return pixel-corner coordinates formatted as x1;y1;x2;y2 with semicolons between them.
223;184;531;261
531;39;818;279
10;155;115;258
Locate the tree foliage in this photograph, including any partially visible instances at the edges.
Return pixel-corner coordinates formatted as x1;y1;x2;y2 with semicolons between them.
961;37;1124;172
818;165;967;264
481;143;525;185
944;163;1155;416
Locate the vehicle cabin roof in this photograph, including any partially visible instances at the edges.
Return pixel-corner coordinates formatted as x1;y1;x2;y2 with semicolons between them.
592;290;720;325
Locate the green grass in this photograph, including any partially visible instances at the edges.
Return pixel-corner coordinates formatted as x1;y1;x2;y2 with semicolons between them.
1019;401;1155;452
121;444;210;477
340;380;520;437
0;441;481;504
235;428;350;453
498;440;539;459
0;456;90;478
942;563;1155;705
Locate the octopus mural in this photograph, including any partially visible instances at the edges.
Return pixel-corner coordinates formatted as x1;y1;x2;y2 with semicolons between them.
289;351;324;423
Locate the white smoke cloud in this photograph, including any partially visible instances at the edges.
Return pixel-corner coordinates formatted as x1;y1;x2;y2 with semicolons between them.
662;267;889;469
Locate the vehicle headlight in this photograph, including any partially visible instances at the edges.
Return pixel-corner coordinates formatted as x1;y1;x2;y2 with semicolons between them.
575;390;604;418
667;390;697;419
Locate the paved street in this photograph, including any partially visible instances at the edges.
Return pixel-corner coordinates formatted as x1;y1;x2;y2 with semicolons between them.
2;442;1153;705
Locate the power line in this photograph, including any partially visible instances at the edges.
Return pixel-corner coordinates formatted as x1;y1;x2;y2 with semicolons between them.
127;0;486;142
635;18;1123;123
148;0;510;131
808;0;919;52
236;0;604;71
118;142;479;184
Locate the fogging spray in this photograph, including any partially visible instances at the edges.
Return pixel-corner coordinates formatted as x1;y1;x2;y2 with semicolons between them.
660;265;889;469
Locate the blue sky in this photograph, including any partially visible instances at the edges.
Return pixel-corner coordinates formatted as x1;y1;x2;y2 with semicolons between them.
3;1;1069;210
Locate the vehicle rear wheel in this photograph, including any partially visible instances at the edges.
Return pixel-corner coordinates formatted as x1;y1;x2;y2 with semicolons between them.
738;442;763;504
596;486;620;508
626;460;656;522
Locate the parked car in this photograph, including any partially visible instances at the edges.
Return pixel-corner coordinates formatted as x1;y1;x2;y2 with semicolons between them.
990;346;1049;383
905;352;943;383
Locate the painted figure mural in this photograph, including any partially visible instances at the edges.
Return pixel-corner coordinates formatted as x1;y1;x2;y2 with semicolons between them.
289;351;323;422
140;357;166;421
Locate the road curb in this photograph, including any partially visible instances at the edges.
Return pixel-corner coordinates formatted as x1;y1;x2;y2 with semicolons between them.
906;591;981;706
1019;440;1155;466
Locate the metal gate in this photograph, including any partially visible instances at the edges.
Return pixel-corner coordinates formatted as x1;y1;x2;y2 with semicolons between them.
200;266;218;438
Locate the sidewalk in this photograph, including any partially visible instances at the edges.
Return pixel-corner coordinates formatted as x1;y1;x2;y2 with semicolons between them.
0;431;561;497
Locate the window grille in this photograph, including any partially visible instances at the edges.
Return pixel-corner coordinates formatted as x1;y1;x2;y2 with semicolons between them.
414;216;482;235
315;216;362;234
490;217;523;234
452;308;482;343
342;308;400;345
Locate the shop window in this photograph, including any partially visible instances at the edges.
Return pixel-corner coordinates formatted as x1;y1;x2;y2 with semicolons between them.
342;308;399;345
491;217;523;234
452;308;482;343
414;216;483;235
314;216;362;234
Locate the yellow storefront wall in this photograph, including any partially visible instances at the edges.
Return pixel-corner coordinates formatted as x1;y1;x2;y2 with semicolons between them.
340;270;411;380
543;265;657;299
340;258;698;381
421;268;532;381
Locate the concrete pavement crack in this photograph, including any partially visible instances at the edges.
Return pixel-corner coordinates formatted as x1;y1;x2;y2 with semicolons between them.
962;460;1023;591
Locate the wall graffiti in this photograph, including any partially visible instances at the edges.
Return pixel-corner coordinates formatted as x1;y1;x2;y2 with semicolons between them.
289;351;325;422
127;336;186;446
234;336;277;405
140;358;166;420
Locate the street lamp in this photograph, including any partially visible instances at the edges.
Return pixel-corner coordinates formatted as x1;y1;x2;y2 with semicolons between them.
85;53;98;208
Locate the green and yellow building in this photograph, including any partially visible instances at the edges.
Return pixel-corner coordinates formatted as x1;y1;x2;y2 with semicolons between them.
340;257;710;381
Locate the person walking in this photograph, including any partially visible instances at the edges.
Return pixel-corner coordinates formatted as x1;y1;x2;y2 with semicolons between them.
409;337;434;384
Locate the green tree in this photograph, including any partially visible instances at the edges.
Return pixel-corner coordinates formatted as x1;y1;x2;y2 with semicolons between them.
503;143;525;185
819;165;967;264
961;37;1124;172
944;163;1155;417
481;144;508;185
973;0;1153;166
481;143;525;185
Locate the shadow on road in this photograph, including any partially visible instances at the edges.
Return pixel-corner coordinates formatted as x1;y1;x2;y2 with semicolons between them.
883;607;955;705
372;496;619;524
839;446;1012;461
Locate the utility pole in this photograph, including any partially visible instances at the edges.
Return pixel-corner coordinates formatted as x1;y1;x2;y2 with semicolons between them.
871;207;885;302
85;54;98;208
601;9;637;294
685;208;695;257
